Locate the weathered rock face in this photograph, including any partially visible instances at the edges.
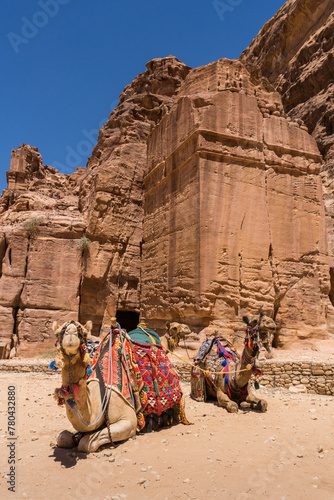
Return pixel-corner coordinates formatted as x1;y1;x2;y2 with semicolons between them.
1;43;333;355
0;57;192;354
0;144;86;357
77;56;191;335
240;0;334;258
142;58;332;346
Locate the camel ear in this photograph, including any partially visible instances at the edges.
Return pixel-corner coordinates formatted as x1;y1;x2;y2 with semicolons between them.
52;321;60;334
243;316;249;325
166;321;170;329
83;320;92;335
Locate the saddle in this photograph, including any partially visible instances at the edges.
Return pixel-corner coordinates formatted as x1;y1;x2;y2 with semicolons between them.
191;336;239;402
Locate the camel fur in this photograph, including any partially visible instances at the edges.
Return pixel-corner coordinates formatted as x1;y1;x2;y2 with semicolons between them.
162;322;192;352
53;320;189;453
53;320;137;453
192;314;276;413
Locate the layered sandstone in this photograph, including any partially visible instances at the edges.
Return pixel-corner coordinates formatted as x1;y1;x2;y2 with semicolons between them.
0;57;191;355
142;58;332;347
1;46;333;356
240;0;334;258
0;144;86;357
77;56;191;335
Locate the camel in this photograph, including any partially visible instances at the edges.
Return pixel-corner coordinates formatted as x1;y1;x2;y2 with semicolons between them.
53;320;188;453
53;320;137;453
191;313;276;413
163;321;192;352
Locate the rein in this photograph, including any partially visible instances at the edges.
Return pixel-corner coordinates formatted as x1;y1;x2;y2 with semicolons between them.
70;328;114;428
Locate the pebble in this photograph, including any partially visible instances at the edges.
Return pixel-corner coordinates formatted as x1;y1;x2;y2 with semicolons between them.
318;454;324;459
31;436;39;441
138;478;146;485
141;468;147;472
183;478;190;483
310;416;318;420
317;446;323;453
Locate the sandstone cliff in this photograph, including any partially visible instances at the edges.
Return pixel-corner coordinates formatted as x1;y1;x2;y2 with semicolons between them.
1;32;333;355
0;57;191;356
0;144;86;357
240;0;334;259
142;58;332;347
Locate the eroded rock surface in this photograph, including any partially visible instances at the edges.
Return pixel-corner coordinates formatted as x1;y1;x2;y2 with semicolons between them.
0;57;191;355
240;0;334;258
142;58;333;347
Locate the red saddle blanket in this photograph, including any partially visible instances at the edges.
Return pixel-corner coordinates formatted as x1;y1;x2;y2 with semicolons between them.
89;331;182;429
89;331;147;431
131;341;182;417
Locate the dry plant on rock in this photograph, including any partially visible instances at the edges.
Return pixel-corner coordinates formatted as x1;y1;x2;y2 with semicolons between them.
22;217;43;239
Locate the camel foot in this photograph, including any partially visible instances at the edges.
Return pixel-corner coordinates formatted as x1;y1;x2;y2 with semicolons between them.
78;430;112;453
226;401;239;413
255;399;268;412
57;430;80;449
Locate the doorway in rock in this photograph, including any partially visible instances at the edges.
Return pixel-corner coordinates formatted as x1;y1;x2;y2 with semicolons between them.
116;311;139;332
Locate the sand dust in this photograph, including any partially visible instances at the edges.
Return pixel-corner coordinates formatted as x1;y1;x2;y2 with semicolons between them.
0;369;334;500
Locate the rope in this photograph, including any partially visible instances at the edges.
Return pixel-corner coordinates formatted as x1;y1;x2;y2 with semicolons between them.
73;328;114;428
163;345;252;376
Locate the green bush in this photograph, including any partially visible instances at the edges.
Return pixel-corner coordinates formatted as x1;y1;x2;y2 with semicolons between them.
22;217;43;238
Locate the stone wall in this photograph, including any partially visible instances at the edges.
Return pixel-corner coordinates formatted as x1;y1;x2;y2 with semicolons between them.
258;360;334;395
172;359;334;396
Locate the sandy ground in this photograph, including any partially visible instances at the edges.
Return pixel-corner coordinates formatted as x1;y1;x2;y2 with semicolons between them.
0;371;333;500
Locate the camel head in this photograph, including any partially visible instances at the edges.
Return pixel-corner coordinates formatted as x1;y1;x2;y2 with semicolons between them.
243;313;276;354
53;320;93;356
166;322;191;339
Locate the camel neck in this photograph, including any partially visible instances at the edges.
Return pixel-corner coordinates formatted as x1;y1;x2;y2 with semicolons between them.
234;343;257;388
62;353;86;386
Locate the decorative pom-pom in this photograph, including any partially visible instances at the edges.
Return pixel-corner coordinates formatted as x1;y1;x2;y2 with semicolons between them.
83;352;91;365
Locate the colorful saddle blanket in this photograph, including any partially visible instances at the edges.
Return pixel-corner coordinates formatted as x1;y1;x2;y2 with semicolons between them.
191;336;239;401
89;330;147;431
132;341;182;417
89;329;183;429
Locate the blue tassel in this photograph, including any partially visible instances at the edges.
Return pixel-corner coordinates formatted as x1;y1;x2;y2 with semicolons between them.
66;398;76;409
49;360;58;371
87;364;92;376
221;359;226;366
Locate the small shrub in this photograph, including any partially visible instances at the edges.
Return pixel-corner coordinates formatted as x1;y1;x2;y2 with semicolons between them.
22;217;43;238
77;236;91;252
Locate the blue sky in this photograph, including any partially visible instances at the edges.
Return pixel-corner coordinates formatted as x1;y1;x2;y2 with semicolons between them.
0;0;286;194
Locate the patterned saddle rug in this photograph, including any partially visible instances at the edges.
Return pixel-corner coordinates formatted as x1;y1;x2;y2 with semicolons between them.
191;336;239;401
89;330;147;431
89;329;183;429
131;341;182;417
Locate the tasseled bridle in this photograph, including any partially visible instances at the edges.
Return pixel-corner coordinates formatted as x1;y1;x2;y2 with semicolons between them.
55;321;91;407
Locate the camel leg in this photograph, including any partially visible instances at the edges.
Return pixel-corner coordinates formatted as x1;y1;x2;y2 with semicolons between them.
216;388;239;413
57;427;81;449
78;418;137;453
245;390;267;412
